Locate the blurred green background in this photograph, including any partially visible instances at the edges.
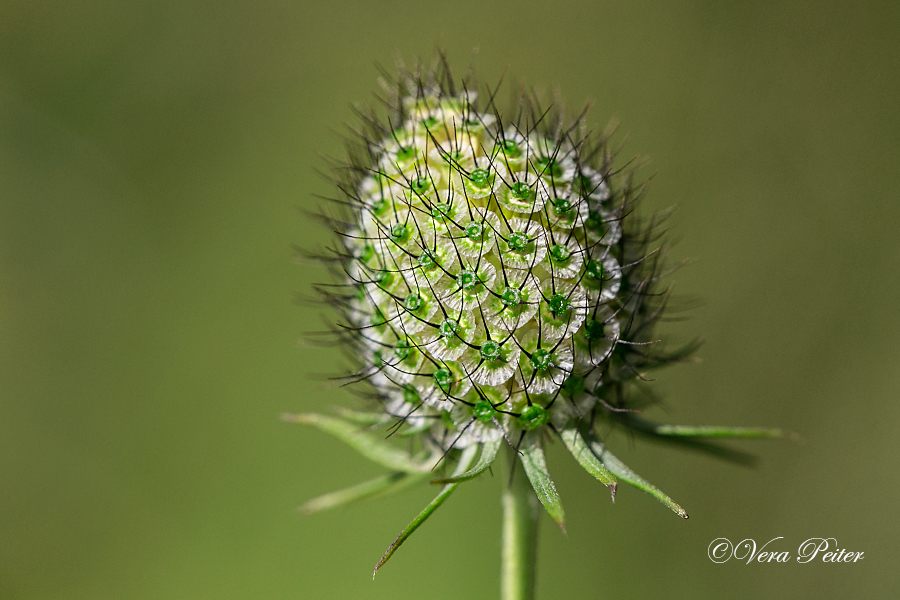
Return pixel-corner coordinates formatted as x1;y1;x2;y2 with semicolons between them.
2;1;899;598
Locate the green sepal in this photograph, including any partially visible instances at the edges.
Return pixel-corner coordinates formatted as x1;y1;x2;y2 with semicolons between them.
519;440;565;531
282;413;435;473
560;428;617;500
588;437;689;519
430;438;502;484
300;471;428;515
373;445;479;576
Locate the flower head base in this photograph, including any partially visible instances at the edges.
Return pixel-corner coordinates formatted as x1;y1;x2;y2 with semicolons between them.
291;56;787;576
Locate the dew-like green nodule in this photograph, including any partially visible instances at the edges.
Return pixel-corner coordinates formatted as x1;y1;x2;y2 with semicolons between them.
518;404;550;430
548;294;569;315
584;319;605;339
549;244;570;262
480;340;502;361
457;270;477;290
465;221;483;239
585;259;603;281
507;232;528;251
390;223;408;243
404;293;423;312
574;174;592;190
396;146;416;161
501;139;520;156
411;177;430;194
371;198;389;215
536;156;562;178
372;270;390;285
431;203;451;218
370;308;387;328
393;340;412;361
418;251;435;268
439;319;458;338
472;399;496;423
511;181;531;199
420;115;440;129
403;385;420;404
529;349;553;371
585;210;604;230
551;197;571;215
469;168;490;187
358;244;376;263
501;287;522;307
433;368;453;391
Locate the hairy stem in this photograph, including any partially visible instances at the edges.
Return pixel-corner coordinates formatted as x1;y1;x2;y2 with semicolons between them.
501;444;540;600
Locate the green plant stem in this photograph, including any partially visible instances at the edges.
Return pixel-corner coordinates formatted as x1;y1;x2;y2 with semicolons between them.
502;445;540;600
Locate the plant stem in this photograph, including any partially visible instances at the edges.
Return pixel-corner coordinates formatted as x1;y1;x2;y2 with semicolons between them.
501;444;540;600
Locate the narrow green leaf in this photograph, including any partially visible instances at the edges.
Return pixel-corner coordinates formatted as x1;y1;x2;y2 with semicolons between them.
300;471;427;514
332;407;390;426
612;415;793;466
374;446;479;576
589;438;689;519
618;414;795;441
282;413;433;473
519;441;565;531
651;424;790;439
430;438;502;484
560;428;617;500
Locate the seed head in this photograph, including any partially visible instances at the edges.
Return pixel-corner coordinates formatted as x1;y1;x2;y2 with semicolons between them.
337;70;633;449
291;55;787;574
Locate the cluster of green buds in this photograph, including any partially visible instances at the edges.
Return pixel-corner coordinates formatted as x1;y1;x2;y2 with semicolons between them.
289;58;784;575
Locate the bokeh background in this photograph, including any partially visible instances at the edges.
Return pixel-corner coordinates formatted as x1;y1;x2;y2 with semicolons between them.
3;1;899;598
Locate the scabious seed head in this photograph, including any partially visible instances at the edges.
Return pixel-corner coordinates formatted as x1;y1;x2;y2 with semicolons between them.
317;57;689;452
295;56;788;579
